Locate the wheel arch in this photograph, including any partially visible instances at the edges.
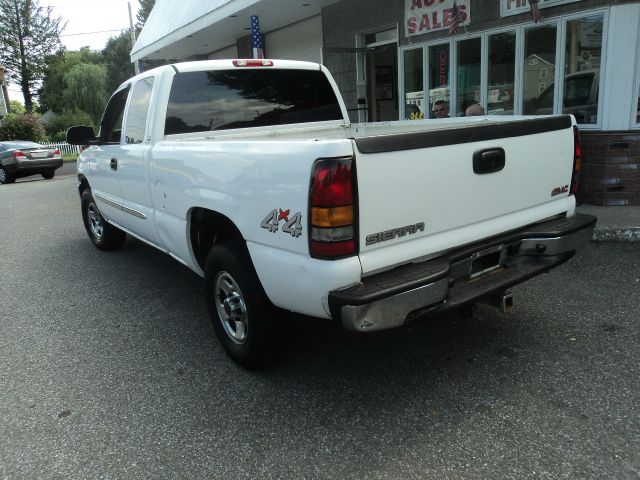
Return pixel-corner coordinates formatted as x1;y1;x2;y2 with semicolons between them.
78;174;90;197
188;207;247;272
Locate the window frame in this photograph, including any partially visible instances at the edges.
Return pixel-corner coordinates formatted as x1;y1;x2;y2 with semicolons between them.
632;16;640;128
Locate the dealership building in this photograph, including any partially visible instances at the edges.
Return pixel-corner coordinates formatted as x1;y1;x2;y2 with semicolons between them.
132;0;640;206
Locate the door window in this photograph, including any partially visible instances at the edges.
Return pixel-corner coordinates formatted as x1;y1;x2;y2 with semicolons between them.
428;44;450;118
523;25;557;115
487;32;516;115
125;77;154;144
456;37;481;116
99;87;129;144
563;15;603;124
403;48;424;119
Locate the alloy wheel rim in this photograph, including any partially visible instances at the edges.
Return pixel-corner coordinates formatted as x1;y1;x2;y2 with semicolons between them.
87;202;104;239
0;168;6;183
214;271;249;345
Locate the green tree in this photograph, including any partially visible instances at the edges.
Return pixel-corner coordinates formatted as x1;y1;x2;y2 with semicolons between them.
0;0;65;113
102;31;136;94
8;100;25;114
38;47;102;114
136;0;156;29
43;109;93;142
63;63;108;125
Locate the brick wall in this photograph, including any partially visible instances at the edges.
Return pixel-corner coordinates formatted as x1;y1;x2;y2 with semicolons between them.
578;132;640;206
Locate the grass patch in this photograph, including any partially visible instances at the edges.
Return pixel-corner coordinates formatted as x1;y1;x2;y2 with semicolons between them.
63;153;77;162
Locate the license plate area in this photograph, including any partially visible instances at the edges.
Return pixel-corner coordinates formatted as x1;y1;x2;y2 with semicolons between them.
470;245;505;279
29;151;48;159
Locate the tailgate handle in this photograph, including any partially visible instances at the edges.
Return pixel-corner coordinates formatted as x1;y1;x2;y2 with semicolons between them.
473;148;505;174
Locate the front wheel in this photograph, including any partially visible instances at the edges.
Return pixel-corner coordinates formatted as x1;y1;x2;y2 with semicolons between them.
204;240;287;369
81;189;126;250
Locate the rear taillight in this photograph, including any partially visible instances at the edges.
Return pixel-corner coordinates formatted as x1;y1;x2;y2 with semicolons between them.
309;157;357;259
232;59;274;67
571;125;582;195
53;149;61;155
12;150;26;158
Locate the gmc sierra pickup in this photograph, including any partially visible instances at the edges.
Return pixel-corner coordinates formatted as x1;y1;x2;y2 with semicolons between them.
67;59;596;368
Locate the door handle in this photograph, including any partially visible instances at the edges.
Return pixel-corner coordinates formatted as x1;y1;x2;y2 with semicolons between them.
473;148;505;174
110;157;118;171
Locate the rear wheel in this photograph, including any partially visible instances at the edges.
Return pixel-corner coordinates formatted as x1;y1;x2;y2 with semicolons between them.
41;169;55;180
81;189;126;250
0;167;13;184
205;240;287;369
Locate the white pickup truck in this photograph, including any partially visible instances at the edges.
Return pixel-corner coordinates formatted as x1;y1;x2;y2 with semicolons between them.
67;59;596;368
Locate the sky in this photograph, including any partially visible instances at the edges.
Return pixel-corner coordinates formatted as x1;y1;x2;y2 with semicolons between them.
6;0;142;103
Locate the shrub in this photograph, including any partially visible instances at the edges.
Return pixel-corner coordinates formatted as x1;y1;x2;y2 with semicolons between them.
0;113;46;142
43;110;95;141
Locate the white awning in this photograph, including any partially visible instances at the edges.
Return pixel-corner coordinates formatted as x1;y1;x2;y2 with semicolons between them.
131;0;335;62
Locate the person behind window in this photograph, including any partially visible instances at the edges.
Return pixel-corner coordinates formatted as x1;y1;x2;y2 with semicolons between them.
433;100;449;118
465;103;485;116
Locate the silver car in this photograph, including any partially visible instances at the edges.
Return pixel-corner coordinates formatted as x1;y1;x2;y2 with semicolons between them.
0;141;64;184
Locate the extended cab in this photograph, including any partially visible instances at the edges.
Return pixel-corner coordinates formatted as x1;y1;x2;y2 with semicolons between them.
67;59;596;368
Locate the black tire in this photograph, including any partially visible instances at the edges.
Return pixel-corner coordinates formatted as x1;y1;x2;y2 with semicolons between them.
41;169;55;180
81;189;126;250
204;240;287;369
0;166;13;184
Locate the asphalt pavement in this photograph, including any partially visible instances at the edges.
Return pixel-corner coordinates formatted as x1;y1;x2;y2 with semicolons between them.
0;173;639;479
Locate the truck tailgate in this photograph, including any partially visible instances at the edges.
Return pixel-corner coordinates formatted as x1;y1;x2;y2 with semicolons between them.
353;115;576;274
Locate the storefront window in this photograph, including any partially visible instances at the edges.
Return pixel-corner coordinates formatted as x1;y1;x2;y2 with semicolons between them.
563;15;603;124
429;44;450;118
456;37;481;116
488;32;516;115
404;48;424;120
523;25;557;115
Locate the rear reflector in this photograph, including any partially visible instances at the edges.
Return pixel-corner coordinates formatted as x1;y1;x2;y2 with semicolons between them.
232;59;274;67
309;157;357;259
572;126;582;195
310;240;355;258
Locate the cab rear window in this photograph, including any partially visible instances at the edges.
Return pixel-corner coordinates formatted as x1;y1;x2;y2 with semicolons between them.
165;69;343;135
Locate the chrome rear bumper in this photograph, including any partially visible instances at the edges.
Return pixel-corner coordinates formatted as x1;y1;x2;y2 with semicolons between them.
329;214;596;332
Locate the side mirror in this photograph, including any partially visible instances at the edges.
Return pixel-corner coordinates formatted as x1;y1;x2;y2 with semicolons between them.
66;125;97;146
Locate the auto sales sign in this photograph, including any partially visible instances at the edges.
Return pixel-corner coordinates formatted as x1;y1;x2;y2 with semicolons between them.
405;0;471;36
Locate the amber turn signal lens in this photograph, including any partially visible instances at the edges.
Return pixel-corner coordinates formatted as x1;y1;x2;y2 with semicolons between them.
311;206;353;227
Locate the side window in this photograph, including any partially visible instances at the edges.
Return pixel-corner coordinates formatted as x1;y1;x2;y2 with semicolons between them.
125;77;154;144
99;87;129;144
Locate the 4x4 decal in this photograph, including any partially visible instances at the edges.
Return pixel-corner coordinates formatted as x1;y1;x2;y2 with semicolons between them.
261;209;303;238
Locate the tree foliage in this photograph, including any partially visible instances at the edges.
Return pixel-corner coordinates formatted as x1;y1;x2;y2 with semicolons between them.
0;112;45;141
102;31;137;94
63;63;108;125
38;47;102;114
43;109;94;142
8;100;25;114
0;0;65;113
136;0;156;29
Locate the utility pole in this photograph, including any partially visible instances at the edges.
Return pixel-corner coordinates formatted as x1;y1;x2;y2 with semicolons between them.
128;1;140;75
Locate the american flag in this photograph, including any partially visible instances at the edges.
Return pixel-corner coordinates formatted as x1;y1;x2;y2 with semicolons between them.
251;15;264;59
529;0;541;23
448;0;462;36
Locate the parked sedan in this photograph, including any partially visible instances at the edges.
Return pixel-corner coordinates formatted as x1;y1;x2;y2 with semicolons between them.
0;141;64;184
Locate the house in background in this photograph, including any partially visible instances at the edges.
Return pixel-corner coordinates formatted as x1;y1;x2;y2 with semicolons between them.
132;0;640;206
